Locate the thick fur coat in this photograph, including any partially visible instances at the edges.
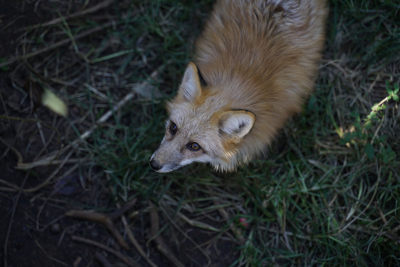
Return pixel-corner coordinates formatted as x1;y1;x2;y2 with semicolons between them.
151;0;327;172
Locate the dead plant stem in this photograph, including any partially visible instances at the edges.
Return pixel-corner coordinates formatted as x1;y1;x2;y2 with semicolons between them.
0;21;116;69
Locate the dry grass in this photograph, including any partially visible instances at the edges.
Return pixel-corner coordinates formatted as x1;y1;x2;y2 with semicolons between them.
0;0;399;266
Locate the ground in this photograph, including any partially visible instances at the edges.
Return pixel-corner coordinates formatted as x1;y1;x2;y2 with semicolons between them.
0;0;399;266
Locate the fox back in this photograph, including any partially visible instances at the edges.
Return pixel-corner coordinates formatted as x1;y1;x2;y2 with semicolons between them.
150;0;327;172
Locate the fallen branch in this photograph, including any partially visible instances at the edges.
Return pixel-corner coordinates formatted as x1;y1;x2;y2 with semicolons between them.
72;236;139;267
67;210;129;249
149;202;184;267
121;215;157;267
66;198;137;250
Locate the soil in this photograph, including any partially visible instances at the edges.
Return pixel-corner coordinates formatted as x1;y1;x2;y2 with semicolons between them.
0;1;237;266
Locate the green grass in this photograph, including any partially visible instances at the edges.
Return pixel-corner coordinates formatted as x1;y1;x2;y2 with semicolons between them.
59;0;400;265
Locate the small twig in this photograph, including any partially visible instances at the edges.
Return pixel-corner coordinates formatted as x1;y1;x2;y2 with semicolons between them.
14;151;68;170
23;151;77;193
215;200;246;244
66;210;129;250
0;187;17;192
149;202;185;267
16;64;164;170
71;236;139;267
347;225;400;243
34;239;69;266
34;113;47;146
16;158;83;170
120;214;158;267
29;0;114;29
335;165;382;235
0;179;20;191
0;137;23;165
159;203;211;264
95;252;113;267
0;21;116;69
79;66;161;140
177;212;221;232
3;173;29;267
108;198;138;219
66;198;137;250
259;226;312;241
84;83;110;101
0;118;66;172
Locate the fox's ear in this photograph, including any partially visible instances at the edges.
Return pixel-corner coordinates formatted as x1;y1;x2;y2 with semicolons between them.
179;62;202;102
219;110;255;141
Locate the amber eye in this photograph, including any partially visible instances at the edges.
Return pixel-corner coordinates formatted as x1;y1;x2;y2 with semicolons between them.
169;121;177;135
187;142;201;151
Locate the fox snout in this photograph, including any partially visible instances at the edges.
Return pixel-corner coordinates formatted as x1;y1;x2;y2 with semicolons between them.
149;143;183;173
149;153;178;173
149;157;179;173
149;158;162;171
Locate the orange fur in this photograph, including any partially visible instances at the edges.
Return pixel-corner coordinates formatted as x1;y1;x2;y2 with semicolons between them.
151;0;328;172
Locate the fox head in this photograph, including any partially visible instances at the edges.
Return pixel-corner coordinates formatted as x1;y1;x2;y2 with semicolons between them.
150;62;255;172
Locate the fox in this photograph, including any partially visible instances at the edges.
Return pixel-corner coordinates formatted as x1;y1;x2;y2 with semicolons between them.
150;0;327;173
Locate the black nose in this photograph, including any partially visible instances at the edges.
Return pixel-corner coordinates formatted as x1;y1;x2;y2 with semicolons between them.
150;159;162;171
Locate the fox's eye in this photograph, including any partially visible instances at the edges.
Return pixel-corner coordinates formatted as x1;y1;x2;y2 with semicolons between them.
187;142;201;151
169;121;177;135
